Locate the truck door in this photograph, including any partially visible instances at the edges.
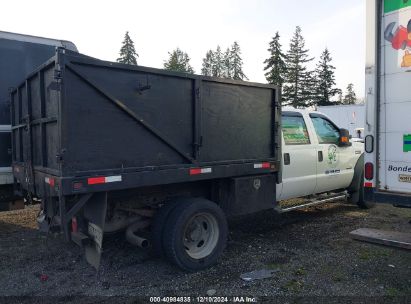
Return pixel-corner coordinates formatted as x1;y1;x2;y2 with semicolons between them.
310;114;353;193
279;112;317;200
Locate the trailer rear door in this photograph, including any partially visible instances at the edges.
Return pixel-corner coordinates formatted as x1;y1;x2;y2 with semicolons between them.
379;1;411;193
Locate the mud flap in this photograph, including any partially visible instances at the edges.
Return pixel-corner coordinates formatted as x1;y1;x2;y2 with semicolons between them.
347;154;364;204
83;192;107;269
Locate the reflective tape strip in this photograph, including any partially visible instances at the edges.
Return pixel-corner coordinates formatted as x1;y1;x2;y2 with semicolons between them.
88;175;122;185
45;177;55;187
105;175;122;183
254;162;270;169
88;177;105;185
189;168;212;175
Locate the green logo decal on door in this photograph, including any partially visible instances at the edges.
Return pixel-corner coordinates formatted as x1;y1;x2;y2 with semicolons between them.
384;0;411;13
404;134;411;152
327;145;338;168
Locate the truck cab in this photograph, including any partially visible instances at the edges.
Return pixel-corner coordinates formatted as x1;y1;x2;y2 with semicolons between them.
278;109;364;202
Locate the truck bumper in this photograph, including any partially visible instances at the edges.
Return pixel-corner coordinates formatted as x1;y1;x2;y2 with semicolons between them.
364;187;411;208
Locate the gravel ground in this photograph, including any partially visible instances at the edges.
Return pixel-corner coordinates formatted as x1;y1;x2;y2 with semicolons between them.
0;201;410;302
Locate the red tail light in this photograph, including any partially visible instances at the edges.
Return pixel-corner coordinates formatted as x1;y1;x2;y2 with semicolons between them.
365;163;374;180
71;217;78;233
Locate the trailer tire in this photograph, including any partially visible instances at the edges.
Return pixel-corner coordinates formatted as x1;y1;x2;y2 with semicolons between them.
163;198;228;272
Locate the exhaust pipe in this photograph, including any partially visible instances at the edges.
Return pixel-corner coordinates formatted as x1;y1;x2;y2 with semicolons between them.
125;220;151;248
104;212;142;233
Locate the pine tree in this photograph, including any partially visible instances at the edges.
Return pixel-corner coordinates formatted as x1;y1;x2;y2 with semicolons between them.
117;31;138;65
283;26;314;108
313;48;341;106
302;72;317;106
163;48;195;74
201;50;214;76
230;41;248;80
211;46;224;77
343;83;357;104
223;48;232;79
263;32;286;86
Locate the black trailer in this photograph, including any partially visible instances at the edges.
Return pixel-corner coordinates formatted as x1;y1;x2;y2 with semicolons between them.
11;49;281;270
0;31;77;210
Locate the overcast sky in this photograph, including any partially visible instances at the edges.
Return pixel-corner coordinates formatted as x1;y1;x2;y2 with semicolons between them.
2;0;366;97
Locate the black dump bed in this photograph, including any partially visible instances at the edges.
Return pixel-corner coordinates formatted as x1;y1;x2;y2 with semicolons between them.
11;49;280;197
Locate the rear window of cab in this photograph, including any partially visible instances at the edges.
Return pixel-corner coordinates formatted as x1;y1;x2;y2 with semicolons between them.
282;115;310;145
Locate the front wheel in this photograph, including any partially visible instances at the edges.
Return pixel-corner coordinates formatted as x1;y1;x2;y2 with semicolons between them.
163;198;228;272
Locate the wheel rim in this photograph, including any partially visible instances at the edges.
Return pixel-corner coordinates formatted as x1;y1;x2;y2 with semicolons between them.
182;212;219;259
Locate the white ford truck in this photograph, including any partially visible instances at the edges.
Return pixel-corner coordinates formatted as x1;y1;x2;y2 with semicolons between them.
277;109;367;210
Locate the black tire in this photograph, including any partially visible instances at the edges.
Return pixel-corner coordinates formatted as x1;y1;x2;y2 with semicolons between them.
163;198;228;272
356;173;376;209
151;200;183;257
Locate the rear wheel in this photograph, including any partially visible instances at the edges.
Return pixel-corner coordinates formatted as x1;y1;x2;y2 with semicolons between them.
163;198;228;271
151;200;182;257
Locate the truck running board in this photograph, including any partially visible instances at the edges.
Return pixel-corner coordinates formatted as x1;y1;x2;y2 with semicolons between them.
277;193;348;213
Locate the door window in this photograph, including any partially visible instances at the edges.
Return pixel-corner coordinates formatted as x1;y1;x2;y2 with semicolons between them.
282;115;310;145
311;116;340;144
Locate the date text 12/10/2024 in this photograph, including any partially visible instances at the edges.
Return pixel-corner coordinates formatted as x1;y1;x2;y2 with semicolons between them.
149;296;258;303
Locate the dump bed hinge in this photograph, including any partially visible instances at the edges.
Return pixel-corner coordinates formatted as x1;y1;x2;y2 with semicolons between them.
56;149;66;163
47;81;60;91
56;154;63;162
193;136;203;151
54;69;62;80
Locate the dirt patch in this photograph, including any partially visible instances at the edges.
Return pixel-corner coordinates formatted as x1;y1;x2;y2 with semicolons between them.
0;205;38;234
0;202;410;300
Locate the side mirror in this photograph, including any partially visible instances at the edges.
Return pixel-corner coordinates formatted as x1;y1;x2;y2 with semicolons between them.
339;128;352;147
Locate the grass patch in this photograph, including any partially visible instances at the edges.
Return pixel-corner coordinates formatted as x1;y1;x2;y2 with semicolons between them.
320;264;346;283
391;207;411;218
358;247;392;261
359;249;372;260
331;273;345;282
344;210;368;218
283;279;304;292
386;287;401;297
294;267;307;276
375;247;391;257
266;263;282;270
265;256;290;270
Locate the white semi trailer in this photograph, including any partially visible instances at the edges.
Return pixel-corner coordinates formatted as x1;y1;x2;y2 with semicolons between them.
317;104;365;140
364;0;411;208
